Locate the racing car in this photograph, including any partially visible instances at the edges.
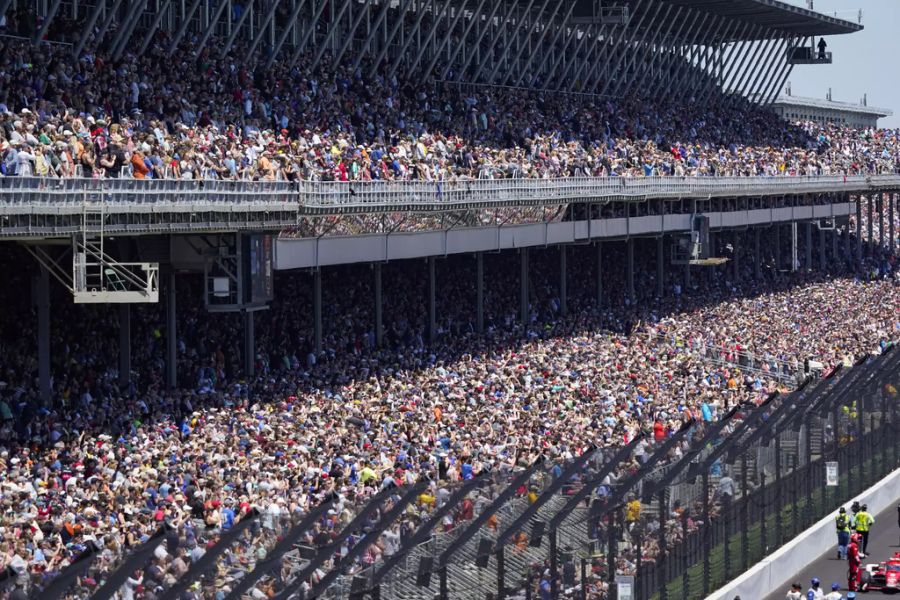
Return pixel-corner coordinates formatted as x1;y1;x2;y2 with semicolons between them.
860;551;900;592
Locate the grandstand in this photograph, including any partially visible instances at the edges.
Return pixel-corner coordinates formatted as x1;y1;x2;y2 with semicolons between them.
0;1;897;600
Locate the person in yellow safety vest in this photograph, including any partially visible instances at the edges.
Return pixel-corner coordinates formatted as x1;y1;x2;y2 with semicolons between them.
855;504;874;556
835;507;851;559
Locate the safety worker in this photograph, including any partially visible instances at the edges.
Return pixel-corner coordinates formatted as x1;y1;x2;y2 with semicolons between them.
824;582;843;600
836;507;851;559
854;504;874;556
808;577;825;600
848;533;862;591
817;37;828;60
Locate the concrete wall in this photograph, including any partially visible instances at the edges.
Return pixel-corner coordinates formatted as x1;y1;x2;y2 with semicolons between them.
276;202;855;270
707;467;900;600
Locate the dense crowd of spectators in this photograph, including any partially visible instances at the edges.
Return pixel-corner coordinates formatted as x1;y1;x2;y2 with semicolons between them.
0;34;899;184
0;225;894;598
0;12;898;600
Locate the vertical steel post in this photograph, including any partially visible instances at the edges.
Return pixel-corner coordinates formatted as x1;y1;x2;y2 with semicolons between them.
476;252;484;334
374;263;383;348
856;196;863;263
166;271;177;389
867;195;874;256
119;304;131;388
626;238;635;301
428;256;436;345
243;310;254;376
36;265;51;404
520;248;529;331
596;242;603;308
313;269;322;354
657;235;665;297
559;245;567;316
754;228;762;279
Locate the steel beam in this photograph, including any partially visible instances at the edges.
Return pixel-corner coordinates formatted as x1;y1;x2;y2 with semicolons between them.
37;265;51;403
119;304;130;388
526;6;577;88
664;13;718;99
647;6;701;99
605;1;669;98
476;0;536;85
371;0;417;76
396;0;454;79
313;269;322;354
311;0;354;71
476;252;484;334
193;0;229;57
266;0;311;68
740;33;786;100
332;0;374;67
489;0;551;85
351;0;394;72
288;0;330;68
86;0;125;56
730;30;773;102
34;0;63;45
751;34;791;102
461;0;520;82
520;248;529;330
438;0;489;80
509;0;569;87
166;271;177;389
597;0;655;96
560;24;601;92
719;24;764;101
691;18;743;104
222;497;337;600
112;0;148;61
306;484;426;598
654;11;710;100
220;0;256;57
696;21;751;105
625;6;684;98
382;0;434;78
139;0;174;56
761;36;799;105
374;262;383;347
72;0;108;57
166;0;204;56
245;0;282;60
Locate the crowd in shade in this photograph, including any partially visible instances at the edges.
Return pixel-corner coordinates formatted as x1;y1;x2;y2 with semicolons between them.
0;223;894;598
0;34;899;182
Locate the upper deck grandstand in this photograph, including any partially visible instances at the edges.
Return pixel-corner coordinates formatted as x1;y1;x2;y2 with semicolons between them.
0;2;897;600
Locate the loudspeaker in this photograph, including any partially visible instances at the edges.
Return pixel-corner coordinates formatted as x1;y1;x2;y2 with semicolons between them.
416;556;433;587
529;520;545;547
475;538;492;568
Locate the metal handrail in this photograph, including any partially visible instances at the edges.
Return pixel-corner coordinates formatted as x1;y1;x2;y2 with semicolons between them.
1;174;899;213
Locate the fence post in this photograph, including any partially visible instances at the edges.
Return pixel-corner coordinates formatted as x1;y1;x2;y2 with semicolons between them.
658;490;669;600
760;471;768;556
702;470;711;596
681;510;690;600
740;452;749;571
635;527;643;600
723;493;732;582
774;434;783;546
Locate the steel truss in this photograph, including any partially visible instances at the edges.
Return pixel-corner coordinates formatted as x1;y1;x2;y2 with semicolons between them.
6;0;854;102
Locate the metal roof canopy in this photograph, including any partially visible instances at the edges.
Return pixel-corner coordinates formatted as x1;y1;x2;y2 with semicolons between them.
570;0;862;42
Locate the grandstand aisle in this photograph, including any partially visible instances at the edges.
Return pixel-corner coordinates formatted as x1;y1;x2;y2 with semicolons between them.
763;502;900;600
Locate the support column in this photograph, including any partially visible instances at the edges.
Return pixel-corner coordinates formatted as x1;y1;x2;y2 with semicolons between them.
243;310;254;376
754;229;761;280
475;253;484;334
890;193;896;254
37;265;51;404
559;246;567;317
867;195;874;256
804;222;812;272
520;249;529;330
428;257;437;344
819;226;826;271
775;224;782;272
683;262;691;291
596;243;603;308
856;197;863;263
374;263;383;348
118;304;131;388
626;239;635;302
706;231;716;285
657;236;665;298
313;269;322;354
879;193;885;250
166;271;177;390
732;231;740;283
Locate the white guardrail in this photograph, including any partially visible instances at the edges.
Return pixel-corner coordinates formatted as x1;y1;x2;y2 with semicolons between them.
0;175;899;212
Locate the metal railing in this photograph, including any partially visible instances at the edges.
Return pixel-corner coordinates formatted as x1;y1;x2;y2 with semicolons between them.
1;175;900;214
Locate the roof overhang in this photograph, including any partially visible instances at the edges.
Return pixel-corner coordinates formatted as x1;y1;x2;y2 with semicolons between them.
570;0;862;43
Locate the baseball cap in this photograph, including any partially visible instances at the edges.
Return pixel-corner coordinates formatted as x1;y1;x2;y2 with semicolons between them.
832;583;841;590
811;577;820;586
